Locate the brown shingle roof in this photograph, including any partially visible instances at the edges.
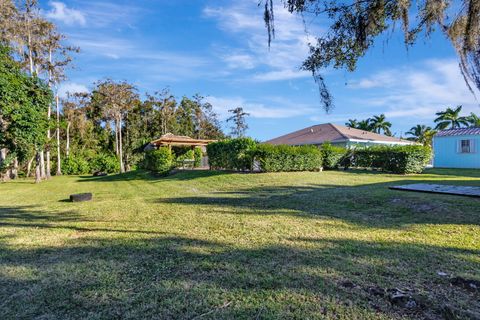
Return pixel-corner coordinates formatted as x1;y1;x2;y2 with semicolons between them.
265;123;411;145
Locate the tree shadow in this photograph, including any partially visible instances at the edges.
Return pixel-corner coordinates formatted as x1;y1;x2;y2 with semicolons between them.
156;179;480;228
0;206;165;235
0;234;478;319
76;169;231;183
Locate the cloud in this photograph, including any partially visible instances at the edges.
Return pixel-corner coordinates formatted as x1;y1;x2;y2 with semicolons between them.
204;1;319;82
58;82;89;98
253;69;310;81
346;59;480;122
44;1;86;26
205;96;315;119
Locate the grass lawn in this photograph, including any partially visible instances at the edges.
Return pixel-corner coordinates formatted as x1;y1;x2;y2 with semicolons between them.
0;169;479;319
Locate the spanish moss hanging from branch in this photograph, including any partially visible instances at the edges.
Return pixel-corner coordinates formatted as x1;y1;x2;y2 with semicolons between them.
262;0;480;112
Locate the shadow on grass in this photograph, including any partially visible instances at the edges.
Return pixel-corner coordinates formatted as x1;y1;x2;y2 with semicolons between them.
0;206;166;235
76;169;231;183
156;179;480;228
0;234;478;319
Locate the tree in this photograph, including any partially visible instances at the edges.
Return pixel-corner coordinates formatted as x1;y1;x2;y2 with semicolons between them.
369;114;392;136
176;97;196;137
92;79;138;173
0;46;52;183
406;124;436;146
61;91;91;158
434;106;469;130
467;112;480;127
262;1;480;111
345;119;358;128
357;119;372;131
227;107;249;137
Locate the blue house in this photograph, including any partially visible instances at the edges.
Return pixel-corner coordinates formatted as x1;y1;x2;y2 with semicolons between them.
433;128;480;169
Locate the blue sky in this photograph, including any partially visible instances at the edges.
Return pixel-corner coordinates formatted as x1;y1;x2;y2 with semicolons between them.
41;0;480;141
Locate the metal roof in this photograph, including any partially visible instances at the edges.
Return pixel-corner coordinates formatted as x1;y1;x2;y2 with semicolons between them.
435;127;480;137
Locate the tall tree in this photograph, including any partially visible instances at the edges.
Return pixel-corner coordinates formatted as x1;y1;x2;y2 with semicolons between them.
92;79;138;173
227;107;249;137
176;97;196;137
345;119;358;128
0;46;52;183
146;89;177;136
434;106;469;130
262;1;480;111
406;124;436;146
466;112;480;127
357;119;372;131
369;114;392;136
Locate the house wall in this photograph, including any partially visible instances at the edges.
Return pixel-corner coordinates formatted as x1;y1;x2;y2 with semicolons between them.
433;134;480;168
331;141;412;148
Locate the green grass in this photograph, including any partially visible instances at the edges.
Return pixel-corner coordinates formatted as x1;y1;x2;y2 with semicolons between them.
0;169;479;319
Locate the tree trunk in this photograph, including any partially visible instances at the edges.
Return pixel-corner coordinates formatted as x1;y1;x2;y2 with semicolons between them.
66;122;70;158
26;156;34;177
12;157;18;179
56;95;62;175
35;151;41;183
118;118;125;173
46;104;51;179
40;150;46;179
0;148;8;182
115;121;119;156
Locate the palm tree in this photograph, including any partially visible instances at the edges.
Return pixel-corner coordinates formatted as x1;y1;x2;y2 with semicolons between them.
406;124;436;146
466;112;480;127
434;106;469;130
369;114;392;136
357;119;372;131
345;119;358;128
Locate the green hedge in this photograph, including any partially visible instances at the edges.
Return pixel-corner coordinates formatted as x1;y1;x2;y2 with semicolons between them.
91;153;120;173
194;147;203;167
320;143;347;169
144;147;174;174
207;138;256;171
350;145;431;174
61;152;120;175
254;144;323;172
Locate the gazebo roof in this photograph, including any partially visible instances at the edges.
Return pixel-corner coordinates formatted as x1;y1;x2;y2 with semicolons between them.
149;133;217;147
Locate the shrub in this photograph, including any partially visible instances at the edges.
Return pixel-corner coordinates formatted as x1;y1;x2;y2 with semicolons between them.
91;153;120;173
320;143;347;169
194;147;203;167
351;145;431;174
62;155;90;175
253;144;323;172
144;147;174;174
207;138;256;171
176;149;195;162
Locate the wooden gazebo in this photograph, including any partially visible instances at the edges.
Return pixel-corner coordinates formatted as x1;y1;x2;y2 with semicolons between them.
145;133;217;151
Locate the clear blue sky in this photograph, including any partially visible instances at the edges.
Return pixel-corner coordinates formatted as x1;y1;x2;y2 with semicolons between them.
41;0;480;141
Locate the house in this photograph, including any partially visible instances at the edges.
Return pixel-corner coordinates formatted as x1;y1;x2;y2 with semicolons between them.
265;123;413;148
433;127;480;169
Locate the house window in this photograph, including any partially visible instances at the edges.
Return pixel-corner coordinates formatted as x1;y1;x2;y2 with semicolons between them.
460;139;472;153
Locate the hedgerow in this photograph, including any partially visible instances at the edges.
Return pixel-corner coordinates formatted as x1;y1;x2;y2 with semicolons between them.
143;147;174;174
254;144;323;172
320;143;347;169
350;145;431;174
207;138;256;171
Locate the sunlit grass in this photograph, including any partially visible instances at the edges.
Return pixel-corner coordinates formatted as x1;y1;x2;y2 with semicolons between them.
0;169;479;319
